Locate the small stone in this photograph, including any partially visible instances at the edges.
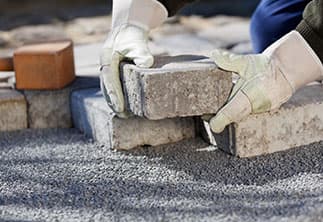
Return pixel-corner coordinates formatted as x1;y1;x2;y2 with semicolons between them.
0;89;27;131
121;55;233;120
204;85;323;157
71;88;196;150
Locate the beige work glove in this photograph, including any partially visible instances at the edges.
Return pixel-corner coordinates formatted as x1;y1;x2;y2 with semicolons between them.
208;31;323;133
101;0;168;118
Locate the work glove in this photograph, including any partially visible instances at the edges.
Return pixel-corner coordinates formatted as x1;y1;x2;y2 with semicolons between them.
208;31;323;133
101;0;168;118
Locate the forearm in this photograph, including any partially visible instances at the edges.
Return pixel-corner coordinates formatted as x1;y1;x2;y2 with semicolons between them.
157;0;196;16
296;0;323;63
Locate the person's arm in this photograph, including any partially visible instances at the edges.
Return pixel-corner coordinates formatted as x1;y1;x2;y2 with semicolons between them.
296;0;323;62
157;0;196;16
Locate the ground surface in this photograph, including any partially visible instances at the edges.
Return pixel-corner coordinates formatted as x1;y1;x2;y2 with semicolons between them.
0;129;322;221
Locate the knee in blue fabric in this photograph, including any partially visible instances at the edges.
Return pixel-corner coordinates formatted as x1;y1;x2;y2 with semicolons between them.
250;0;309;53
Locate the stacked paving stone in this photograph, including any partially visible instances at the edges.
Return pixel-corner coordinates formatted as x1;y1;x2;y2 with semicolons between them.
4;16;322;157
71;88;195;150
2;54;323;157
70;55;234;150
119;57;323;157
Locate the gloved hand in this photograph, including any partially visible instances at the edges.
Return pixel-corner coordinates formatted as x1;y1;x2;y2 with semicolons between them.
101;0;167;118
208;31;323;133
101;25;154;118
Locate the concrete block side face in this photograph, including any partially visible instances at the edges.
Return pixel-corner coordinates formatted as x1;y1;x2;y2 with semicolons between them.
71;90;89;135
122;56;233;120
235;103;323;157
85;98;114;146
24;77;99;130
136;68;232;120
25;89;72;129
211;85;323;158
0;99;27;132
71;88;113;146
56;44;76;87
213;124;237;155
71;87;196;151
121;66;144;117
112;117;196;150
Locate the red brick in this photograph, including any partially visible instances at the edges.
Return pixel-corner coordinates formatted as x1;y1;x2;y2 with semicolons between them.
14;41;75;90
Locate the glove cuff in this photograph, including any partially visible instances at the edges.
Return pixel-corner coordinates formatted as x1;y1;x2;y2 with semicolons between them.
264;31;323;92
111;0;168;31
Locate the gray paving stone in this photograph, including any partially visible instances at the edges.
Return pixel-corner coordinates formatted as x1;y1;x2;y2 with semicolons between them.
71;88;196;150
121;55;233;120
203;85;323;157
24;88;72;129
0;89;27;131
24;77;99;129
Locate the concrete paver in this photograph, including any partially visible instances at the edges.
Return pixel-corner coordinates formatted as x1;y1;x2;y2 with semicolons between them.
24;88;73;129
71;88;196;150
23;77;100;129
204;85;323;157
122;55;233;120
0;89;27;131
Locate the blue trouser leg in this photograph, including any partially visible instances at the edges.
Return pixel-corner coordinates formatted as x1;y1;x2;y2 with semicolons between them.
250;0;311;53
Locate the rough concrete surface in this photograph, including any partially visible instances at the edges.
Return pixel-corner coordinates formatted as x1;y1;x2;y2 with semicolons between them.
0;89;27;131
24;77;100;129
122;55;233;120
207;85;323;157
24;87;72;129
71;88;196;150
0;129;322;221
